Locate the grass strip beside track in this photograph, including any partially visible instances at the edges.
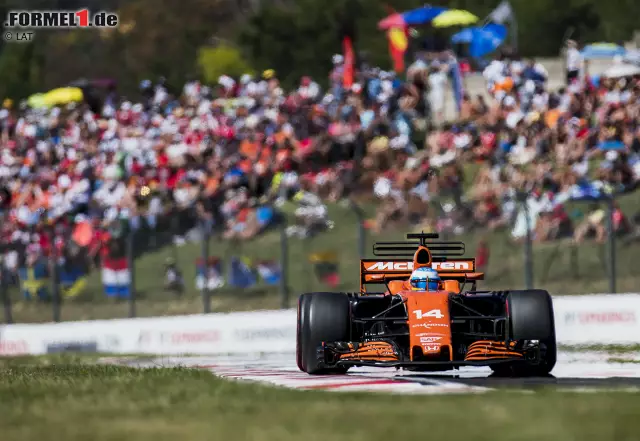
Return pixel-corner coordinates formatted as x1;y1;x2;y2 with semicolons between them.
608;358;640;364
0;355;639;441
560;344;640;354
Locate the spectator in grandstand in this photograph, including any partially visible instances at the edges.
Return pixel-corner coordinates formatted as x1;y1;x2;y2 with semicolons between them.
285;180;334;239
163;257;185;295
573;201;631;244
565;40;583;85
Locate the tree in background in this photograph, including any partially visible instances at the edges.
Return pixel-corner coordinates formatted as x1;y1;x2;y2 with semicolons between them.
198;43;255;85
0;0;639;101
0;0;249;100
0;41;44;101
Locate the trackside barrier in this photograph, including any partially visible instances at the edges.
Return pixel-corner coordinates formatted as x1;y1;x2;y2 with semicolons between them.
0;310;297;356
0;294;639;356
551;293;640;345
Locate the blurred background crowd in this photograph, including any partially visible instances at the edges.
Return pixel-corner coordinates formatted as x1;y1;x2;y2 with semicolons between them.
1;0;640;317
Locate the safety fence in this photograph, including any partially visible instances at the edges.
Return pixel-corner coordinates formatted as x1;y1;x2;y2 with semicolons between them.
0;194;634;324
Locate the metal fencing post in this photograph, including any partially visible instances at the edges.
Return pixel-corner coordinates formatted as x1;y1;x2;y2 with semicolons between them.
0;259;12;324
127;226;136;318
302;237;313;293
348;199;366;259
50;231;61;323
279;216;289;309
201;221;211;313
171;214;180;263
520;194;534;290
51;264;61;322
570;244;578;279
606;196;617;294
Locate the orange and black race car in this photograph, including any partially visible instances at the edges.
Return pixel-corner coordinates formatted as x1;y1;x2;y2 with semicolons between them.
296;233;556;377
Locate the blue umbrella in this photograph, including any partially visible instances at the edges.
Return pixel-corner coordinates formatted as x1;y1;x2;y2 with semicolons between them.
402;6;448;25
451;23;507;58
451;27;475;44
581;43;626;60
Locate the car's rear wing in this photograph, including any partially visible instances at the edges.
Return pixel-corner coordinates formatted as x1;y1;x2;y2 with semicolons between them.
359;233;484;291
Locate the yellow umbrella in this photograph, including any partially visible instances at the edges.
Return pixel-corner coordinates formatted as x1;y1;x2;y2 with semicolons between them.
27;93;47;108
41;87;83;107
432;9;479;28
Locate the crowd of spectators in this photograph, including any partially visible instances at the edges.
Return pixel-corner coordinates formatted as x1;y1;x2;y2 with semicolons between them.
2;41;640;289
372;44;640;244
0;51;438;280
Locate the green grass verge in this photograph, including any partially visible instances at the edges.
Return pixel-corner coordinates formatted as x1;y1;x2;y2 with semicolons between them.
608;358;640;364
6;187;640;323
0;353;155;368
560;344;640;354
0;356;639;441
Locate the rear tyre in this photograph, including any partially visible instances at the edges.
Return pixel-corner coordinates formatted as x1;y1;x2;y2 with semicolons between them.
491;289;557;377
297;292;351;374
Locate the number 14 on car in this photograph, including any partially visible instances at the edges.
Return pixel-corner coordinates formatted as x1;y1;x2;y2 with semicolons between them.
413;309;445;319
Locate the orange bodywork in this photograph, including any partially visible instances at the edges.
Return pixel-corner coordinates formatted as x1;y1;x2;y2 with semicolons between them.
401;290;453;361
335;289;456;363
387;280;411;294
333;243;514;365
442;279;461;294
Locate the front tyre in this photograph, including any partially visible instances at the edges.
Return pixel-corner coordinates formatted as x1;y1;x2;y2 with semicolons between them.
492;289;557;377
296;294;308;372
297;292;351;374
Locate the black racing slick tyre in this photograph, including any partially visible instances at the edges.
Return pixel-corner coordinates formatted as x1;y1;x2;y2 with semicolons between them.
295;293;312;372
297;292;351;375
492;289;557;377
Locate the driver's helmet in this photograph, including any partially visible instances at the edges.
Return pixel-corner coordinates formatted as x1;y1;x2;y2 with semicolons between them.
409;267;441;291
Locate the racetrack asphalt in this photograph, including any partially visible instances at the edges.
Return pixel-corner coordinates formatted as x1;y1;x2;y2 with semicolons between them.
108;350;640;394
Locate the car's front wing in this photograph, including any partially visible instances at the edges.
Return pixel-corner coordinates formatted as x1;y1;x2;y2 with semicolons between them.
334;358;528;371
318;339;531;371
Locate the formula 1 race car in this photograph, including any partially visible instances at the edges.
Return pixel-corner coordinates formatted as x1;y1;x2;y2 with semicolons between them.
296;233;556;377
